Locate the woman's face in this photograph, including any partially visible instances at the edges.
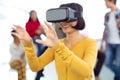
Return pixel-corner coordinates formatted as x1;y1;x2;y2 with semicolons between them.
30;11;37;21
58;21;77;34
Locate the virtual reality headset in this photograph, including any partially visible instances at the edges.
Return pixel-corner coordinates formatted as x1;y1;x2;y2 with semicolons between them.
46;7;82;22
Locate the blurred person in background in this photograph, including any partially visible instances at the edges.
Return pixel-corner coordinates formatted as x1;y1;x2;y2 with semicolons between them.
94;50;105;80
101;0;120;80
25;10;47;80
9;30;26;80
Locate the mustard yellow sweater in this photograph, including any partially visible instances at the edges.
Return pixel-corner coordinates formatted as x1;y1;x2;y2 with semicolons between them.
23;37;97;80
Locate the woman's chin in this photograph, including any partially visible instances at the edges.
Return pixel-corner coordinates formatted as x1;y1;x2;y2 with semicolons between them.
62;28;73;34
63;30;70;34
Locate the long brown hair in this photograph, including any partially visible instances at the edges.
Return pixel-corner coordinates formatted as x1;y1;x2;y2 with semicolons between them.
28;10;39;22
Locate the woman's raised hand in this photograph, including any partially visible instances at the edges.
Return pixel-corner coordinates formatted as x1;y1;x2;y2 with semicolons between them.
12;21;59;47
36;21;59;47
12;25;32;44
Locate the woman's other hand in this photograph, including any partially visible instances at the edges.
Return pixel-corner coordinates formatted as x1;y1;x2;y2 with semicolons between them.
12;25;32;44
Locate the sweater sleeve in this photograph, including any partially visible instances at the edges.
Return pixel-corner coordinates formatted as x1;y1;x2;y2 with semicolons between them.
52;39;97;77
22;40;54;72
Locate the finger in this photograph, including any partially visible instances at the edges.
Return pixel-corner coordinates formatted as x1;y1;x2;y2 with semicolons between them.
13;25;21;30
44;21;54;30
13;24;25;32
11;32;20;39
41;23;48;33
13;24;19;27
13;24;24;29
12;25;17;31
12;33;26;41
44;21;57;35
35;39;46;45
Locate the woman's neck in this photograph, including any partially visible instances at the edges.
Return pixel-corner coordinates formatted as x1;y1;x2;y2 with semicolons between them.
67;31;79;39
64;31;84;48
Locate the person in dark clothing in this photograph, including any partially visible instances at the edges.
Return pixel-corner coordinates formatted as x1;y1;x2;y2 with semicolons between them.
94;50;105;80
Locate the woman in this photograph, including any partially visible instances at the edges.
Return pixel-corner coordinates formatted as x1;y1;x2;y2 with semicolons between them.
26;10;47;80
10;30;26;80
26;10;44;37
12;3;97;80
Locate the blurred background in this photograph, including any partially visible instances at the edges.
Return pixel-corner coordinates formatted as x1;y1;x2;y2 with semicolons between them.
0;0;120;80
